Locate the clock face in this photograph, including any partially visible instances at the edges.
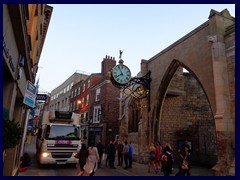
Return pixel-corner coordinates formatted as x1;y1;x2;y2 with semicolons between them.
112;64;131;84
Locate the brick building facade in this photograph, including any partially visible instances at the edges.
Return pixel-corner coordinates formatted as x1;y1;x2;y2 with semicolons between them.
89;56;120;148
3;4;53;176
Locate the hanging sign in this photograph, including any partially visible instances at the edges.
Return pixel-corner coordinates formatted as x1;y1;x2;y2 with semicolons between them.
36;94;47;101
23;80;36;108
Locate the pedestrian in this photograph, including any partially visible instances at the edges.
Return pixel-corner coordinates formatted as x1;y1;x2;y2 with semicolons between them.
83;143;99;176
96;140;104;168
105;141;111;167
128;141;133;168
109;140;116;169
148;143;157;173
19;153;32;172
175;147;184;176
122;140;129;169
154;141;161;173
161;145;173;176
165;142;174;173
178;144;191;176
77;143;88;176
117;140;124;166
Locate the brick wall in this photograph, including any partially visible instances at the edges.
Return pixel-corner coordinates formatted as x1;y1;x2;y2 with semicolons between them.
101;81;120;142
160;71;217;166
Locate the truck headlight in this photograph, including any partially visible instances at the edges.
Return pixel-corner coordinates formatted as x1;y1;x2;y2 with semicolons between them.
41;152;50;158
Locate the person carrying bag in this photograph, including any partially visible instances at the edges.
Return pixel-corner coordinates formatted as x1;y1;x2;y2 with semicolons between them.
76;143;88;176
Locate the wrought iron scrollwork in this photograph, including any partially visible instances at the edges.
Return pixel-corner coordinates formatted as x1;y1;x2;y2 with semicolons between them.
111;70;151;111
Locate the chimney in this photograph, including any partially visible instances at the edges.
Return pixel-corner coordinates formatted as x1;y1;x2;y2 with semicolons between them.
101;55;116;77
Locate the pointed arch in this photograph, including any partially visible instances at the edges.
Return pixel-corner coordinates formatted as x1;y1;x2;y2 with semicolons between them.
152;59;214;143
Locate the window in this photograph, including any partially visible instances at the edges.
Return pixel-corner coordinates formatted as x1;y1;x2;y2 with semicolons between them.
71;90;74;98
86;94;89;105
67;85;70;92
85;111;89;123
78;87;81;95
93;106;101;123
64;88;66;93
87;79;90;88
41;4;43;15
65;98;67;106
128;101;139;133
35;5;38;16
81;98;85;108
83;84;86;92
95;88;100;101
74;89;77;97
83;113;86;123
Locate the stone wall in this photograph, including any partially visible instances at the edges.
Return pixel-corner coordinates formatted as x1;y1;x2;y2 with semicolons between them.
160;70;217;166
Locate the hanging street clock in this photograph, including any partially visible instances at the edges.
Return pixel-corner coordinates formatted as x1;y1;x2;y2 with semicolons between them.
109;50;151;111
110;50;132;86
111;64;131;85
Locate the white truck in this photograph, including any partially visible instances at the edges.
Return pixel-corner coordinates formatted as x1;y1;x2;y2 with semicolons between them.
36;111;81;165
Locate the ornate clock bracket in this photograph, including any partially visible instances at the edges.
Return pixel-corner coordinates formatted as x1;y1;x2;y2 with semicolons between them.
110;51;152;111
120;71;151;111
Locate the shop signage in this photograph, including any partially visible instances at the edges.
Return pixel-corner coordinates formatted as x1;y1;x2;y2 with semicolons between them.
3;37;15;72
36;94;47;101
23;80;36;108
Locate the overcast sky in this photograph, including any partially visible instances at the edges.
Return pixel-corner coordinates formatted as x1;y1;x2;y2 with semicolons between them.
36;4;235;93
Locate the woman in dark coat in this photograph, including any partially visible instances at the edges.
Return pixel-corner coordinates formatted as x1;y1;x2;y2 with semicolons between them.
161;145;173;176
77;143;88;176
179;145;191;176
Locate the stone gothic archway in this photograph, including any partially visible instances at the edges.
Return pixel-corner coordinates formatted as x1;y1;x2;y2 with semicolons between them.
153;59;217;166
139;9;235;175
119;9;234;175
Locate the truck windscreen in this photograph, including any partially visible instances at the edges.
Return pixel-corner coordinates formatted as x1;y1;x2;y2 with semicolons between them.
45;125;80;140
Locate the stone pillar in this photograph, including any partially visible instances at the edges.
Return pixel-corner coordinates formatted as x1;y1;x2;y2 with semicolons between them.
141;59;148;76
138;109;150;164
210;40;235;175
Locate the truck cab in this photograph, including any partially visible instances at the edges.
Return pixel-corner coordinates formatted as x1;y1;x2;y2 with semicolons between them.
36;111;81;165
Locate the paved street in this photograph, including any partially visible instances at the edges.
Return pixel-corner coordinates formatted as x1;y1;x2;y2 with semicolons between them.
18;135;213;176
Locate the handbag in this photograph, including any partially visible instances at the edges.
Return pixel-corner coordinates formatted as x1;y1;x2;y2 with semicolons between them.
74;153;80;159
180;154;189;170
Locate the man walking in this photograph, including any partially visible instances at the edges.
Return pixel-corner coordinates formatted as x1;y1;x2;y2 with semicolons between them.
123;141;129;169
128;141;133;168
96;140;104;168
117;141;124;166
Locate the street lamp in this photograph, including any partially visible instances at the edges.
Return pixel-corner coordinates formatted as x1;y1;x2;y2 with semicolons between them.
77;100;82;112
77;100;83;123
